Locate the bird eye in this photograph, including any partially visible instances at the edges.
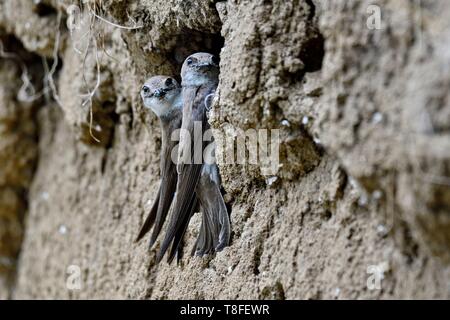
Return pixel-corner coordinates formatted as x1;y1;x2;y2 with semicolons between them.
142;86;150;94
165;78;173;86
186;57;194;66
211;55;219;66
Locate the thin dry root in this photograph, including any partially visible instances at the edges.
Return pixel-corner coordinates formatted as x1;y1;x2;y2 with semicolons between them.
0;40;49;103
75;0;142;142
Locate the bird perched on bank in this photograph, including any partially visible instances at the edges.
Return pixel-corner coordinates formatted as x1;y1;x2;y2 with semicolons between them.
157;52;231;263
136;75;192;257
136;72;230;264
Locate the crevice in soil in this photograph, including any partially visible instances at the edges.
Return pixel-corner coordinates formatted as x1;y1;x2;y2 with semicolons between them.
0;32;46;299
168;28;225;82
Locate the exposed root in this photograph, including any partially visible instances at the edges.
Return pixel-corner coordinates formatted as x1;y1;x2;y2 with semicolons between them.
0;9;65;107
44;9;63;108
0;40;48;103
81;36;102;143
84;0;142;30
67;0;142;142
88;8;143;30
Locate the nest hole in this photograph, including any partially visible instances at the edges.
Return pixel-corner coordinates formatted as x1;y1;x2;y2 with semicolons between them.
169;29;224;82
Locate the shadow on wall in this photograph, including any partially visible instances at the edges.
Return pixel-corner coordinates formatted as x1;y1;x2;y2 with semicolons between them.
169;28;224;81
0;33;44;297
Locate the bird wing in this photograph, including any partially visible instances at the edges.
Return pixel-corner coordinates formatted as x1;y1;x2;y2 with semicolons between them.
148;146;178;248
168;195;198;264
176;87;197;174
135;184;161;242
136;117;181;247
194;164;231;255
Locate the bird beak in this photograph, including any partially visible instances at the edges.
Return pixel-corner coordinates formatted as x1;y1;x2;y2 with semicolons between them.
196;62;214;69
154;89;166;98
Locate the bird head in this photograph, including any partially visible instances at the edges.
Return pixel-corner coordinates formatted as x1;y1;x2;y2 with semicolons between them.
181;52;219;87
141;76;181;118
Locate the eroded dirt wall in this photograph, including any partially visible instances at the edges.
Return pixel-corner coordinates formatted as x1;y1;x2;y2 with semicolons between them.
0;0;449;299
